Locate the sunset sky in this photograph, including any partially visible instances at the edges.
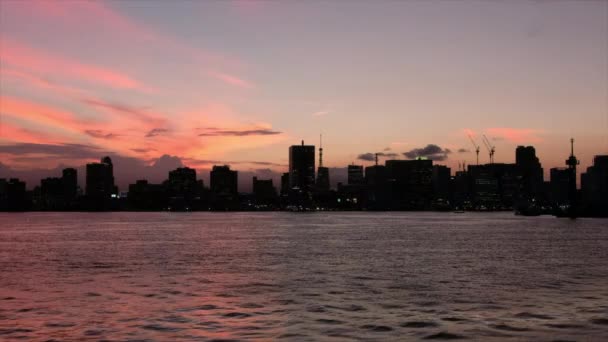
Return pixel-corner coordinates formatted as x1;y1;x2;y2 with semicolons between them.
1;0;607;190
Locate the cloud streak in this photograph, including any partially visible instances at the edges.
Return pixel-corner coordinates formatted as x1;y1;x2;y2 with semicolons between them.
198;127;282;137
0;38;146;91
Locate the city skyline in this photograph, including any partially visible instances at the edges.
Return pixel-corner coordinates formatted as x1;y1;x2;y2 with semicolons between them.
1;1;608;183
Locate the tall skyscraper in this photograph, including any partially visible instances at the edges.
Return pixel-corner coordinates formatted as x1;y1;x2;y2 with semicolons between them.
167;167;199;199
581;155;608;216
289;140;315;192
210;165;238;196
86;156;116;198
386;159;433;209
62;168;78;200
515;146;544;198
347;164;364;185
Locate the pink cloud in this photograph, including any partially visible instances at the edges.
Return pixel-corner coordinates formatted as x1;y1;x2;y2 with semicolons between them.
0;95;95;134
0;38;146;91
486;127;543;144
207;70;254;89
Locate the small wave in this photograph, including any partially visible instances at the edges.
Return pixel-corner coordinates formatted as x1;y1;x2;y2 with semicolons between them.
491;324;529;332
162;290;182;295
0;328;33;336
85;292;101;297
239;302;264;309
141;324;183;332
162;315;191;324
360;324;393;332
2;297;16;300
341;304;367;312
222;312;252;318
590;318;608;325
545;323;585;329
423;332;466;340
401;321;440;328
316;318;343;325
442;317;468;322
514;312;554;320
306;305;326;313
45;322;76;328
83;329;103;336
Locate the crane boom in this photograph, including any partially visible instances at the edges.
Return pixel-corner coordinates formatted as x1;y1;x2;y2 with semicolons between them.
467;134;480;165
482;135;495;164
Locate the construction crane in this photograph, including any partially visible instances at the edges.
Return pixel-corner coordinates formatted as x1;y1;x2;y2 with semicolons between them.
482;134;495;164
467;134;480;165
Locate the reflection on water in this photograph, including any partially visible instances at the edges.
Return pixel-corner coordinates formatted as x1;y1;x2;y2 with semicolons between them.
0;212;607;341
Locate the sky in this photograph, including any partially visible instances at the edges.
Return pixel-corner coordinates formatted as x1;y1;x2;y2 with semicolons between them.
1;0;607;191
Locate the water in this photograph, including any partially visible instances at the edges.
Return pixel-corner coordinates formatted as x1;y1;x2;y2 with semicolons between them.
0;212;607;341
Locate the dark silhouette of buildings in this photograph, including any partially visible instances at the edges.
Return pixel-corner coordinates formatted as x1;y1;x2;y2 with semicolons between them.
316;139;330;193
386;159;433;209
210;165;238;196
166;167;203;210
432;165;451;200
85;156;117;210
288;141;315;207
210;165;238;210
347;164;364;185
0;178;28;211
516;146;544;199
128;180;166;211
2;142;607;217
549;168;570;206
280;172;290;197
62;168;78;200
581;155;608;217
289;141;315;192
86;156;116;198
565;139;580;218
365;157;388;209
34;167;79;210
252;177;277;206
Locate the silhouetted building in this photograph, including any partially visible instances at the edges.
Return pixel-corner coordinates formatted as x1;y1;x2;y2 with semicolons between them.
386;159;433;209
211;165;238;196
365;163;388;209
432;165;451;199
0;178;29;211
40;177;63;210
550;168;570;205
280;172;290;196
289;141;315;192
347;164;364;185
516;146;544;198
86;156;116;198
253;177;277;205
62;168;78;200
467;164;500;210
581;155;608;217
128;180;166;210
167;167;198;197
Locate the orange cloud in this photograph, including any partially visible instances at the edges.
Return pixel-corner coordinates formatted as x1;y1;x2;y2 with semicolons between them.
0;96;93;134
0;122;61;145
